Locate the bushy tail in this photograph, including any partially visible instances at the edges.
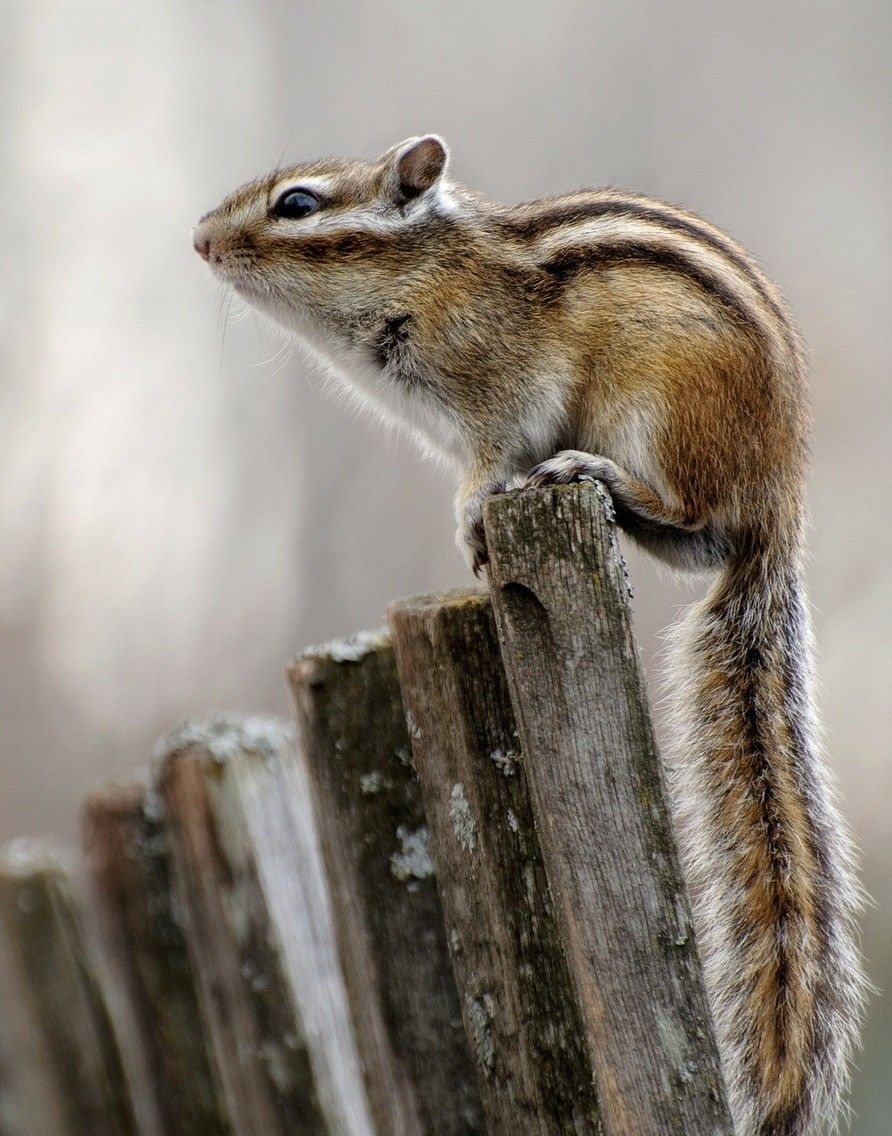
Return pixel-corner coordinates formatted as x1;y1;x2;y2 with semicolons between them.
666;544;866;1136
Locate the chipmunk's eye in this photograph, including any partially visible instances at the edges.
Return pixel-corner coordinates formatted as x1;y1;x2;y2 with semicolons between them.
272;188;320;219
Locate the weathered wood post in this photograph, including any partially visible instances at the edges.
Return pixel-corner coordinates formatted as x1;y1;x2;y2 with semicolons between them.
83;781;233;1136
481;482;734;1135
156;718;374;1136
389;589;602;1135
288;633;484;1136
0;482;736;1136
0;841;138;1136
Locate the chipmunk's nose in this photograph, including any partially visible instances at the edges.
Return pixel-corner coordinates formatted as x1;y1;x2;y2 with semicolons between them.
193;220;215;259
193;227;211;260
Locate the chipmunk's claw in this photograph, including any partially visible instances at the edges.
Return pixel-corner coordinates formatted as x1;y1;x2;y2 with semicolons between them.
526;450;600;487
457;482;504;576
467;514;489;576
456;511;490;577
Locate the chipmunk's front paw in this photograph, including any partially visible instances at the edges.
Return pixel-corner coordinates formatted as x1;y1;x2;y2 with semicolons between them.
525;450;610;487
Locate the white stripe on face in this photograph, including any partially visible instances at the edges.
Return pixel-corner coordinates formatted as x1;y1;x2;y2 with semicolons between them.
260;176;464;239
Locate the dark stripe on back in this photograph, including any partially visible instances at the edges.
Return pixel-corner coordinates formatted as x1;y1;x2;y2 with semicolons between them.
502;197;796;353
541;240;768;341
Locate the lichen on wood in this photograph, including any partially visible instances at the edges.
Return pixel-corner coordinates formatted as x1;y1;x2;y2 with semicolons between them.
289;635;484;1136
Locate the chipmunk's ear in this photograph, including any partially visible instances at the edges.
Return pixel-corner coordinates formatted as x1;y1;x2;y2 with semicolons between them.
383;135;449;203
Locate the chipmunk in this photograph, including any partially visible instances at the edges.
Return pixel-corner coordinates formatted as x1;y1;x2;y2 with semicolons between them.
194;136;865;1136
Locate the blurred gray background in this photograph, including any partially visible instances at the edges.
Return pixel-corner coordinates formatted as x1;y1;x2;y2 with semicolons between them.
1;0;889;1128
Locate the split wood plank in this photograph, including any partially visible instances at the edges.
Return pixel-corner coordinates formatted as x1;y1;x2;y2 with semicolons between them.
483;483;734;1136
389;588;603;1135
0;840;137;1136
289;632;484;1136
156;717;374;1136
83;780;232;1136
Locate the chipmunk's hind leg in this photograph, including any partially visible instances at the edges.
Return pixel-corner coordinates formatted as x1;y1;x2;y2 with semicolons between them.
526;450;728;570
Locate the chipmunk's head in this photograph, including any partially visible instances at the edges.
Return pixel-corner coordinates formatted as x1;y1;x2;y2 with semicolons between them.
193;135;456;336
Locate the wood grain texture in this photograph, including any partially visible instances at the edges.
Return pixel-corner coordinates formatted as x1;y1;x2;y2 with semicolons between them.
389;589;603;1136
483;483;734;1136
156;717;374;1136
288;632;484;1136
0;841;137;1136
83;781;232;1136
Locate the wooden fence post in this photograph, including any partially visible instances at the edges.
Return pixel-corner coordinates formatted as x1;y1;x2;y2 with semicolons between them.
0;841;138;1136
156;717;374;1136
0;484;738;1136
483;483;734;1136
288;633;484;1136
0;1017;23;1136
389;589;602;1135
83;781;233;1136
